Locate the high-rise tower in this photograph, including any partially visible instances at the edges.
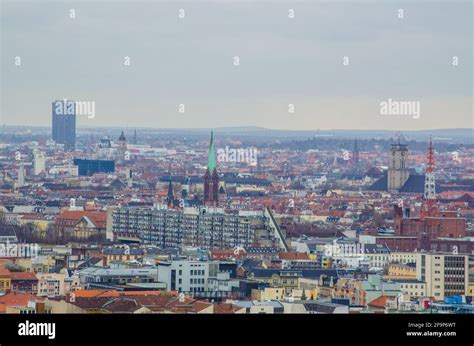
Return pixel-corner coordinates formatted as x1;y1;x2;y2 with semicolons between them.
52;100;76;151
204;131;219;206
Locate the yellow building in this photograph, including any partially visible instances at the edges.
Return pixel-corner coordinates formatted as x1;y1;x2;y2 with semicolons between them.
290;288;317;300
0;268;11;292
385;263;417;279
15;258;34;273
468;285;474;297
251;287;286;301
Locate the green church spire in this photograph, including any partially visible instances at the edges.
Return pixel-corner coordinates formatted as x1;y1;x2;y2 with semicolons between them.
207;130;216;172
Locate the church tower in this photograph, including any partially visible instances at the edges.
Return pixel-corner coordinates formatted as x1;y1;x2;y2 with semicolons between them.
117;131;127;161
387;141;410;192
204;131;219;206
351;138;359;165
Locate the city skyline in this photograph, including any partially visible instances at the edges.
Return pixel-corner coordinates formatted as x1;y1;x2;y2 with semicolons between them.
1;1;473;130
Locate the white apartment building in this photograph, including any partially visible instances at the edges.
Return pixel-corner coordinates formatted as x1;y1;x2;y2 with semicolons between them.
389;252;418;265
157;259;219;295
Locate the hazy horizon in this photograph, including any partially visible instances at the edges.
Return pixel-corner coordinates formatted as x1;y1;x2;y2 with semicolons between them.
1;0;473;130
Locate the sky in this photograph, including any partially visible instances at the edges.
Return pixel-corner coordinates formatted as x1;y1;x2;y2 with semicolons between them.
1;0;473;131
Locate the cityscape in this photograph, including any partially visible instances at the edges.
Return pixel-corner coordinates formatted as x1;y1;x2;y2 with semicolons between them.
0;123;472;315
0;4;473;343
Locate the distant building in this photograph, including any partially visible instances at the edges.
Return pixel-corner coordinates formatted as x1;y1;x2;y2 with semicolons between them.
417;253;469;300
394;205;467;239
33;150;46;175
73;159;115;176
16;163;25;188
116;131;127;161
369;141;425;193
112;206;285;250
204;131;219;206
388;143;410;192
52;100;76;151
53;210;107;242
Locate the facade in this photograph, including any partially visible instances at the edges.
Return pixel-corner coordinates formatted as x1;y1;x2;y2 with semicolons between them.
416;253;469;301
78;267;160;289
73;159;115;176
112;206;276;250
390;279;426;298
360;275;401;307
389;252;418;265
53;210;107;241
52;100;76;151
394;207;467;239
207;271;240;298
333;278;364;305
386;263;417;279
248;268;338;291
0;268;12;292
10;272;38;294
37;273;80;298
157;259;219;294
363;244;390;268
251;287;286;301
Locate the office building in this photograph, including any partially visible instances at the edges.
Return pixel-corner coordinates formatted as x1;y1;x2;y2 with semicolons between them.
416;253;469;300
52;100;76;151
73;159;115;176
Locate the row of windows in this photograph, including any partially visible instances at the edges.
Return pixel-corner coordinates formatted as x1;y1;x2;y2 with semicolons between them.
190;278;205;285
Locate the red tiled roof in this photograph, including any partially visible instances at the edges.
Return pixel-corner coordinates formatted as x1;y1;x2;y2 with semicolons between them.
55;210;106;228
368;295;390;309
0;292;35;307
9;272;37;281
278;252;310;260
0;268;11;277
213;303;243;314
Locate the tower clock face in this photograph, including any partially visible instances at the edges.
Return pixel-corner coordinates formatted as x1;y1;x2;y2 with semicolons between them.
401;152;405;156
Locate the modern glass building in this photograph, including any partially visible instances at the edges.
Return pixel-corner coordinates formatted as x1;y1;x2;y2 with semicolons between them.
52;100;76;151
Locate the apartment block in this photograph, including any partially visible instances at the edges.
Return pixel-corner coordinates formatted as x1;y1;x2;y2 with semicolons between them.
416;253;469;301
112;206;279;250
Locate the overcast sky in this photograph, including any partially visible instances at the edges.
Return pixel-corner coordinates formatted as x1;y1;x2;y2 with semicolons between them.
1;0;472;130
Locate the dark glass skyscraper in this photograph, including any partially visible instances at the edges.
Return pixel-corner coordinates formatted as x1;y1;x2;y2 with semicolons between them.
52;100;76;151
